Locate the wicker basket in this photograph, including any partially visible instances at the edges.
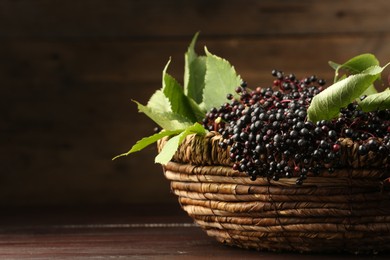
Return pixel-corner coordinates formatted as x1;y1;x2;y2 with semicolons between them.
157;131;390;253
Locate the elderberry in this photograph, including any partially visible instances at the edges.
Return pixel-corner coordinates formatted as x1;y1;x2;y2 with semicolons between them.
202;69;390;184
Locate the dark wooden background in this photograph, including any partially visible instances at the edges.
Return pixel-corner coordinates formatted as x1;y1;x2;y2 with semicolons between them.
1;0;390;206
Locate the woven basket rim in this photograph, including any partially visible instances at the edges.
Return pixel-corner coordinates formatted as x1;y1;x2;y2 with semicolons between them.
157;131;390;180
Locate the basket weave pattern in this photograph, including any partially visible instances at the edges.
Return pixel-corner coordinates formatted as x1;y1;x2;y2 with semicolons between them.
158;132;390;253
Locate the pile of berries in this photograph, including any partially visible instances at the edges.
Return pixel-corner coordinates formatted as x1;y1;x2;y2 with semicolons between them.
202;70;390;184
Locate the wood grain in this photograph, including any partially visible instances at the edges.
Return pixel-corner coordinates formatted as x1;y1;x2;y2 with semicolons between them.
0;206;388;259
2;36;389;91
1;0;390;38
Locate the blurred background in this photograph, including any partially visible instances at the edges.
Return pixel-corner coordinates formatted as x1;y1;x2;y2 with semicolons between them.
1;0;390;207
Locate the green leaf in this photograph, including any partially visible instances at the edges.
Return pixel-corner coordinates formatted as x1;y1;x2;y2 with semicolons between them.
201;47;242;111
162;59;205;122
359;89;390;112
307;65;387;123
135;101;193;130
147;90;172;113
188;96;207;122
185;32;199;70
184;33;207;103
112;129;183;160
330;53;379;83
155;123;206;164
360;84;378;97
187;57;207;104
328;60;340;71
163;73;196;121
154;134;182;165
338;53;379;73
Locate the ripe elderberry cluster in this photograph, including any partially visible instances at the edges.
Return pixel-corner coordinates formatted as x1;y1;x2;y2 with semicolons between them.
202;70;390;184
337;102;390;155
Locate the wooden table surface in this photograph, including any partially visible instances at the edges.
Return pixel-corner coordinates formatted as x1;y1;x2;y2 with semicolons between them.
0;205;388;260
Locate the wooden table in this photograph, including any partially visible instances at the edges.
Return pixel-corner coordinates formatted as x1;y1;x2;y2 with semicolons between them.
0;205;387;259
